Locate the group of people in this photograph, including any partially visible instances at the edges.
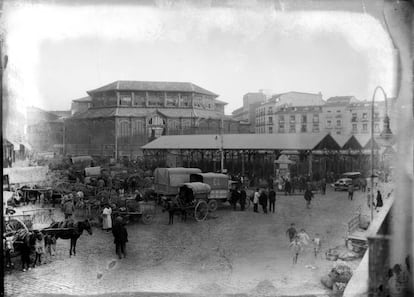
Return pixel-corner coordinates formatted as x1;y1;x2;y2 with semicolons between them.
286;223;322;264
252;187;277;213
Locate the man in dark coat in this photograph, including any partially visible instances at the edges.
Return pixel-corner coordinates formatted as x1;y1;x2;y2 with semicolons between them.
304;187;314;209
112;216;128;259
268;187;276;213
239;187;247;211
259;190;268;214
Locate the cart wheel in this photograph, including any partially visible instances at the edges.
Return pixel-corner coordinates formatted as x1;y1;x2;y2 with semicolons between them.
208;199;218;212
141;213;154;225
5;217;29;236
194;200;208;222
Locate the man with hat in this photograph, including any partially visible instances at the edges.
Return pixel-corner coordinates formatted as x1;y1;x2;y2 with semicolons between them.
112;216;128;259
63;196;75;219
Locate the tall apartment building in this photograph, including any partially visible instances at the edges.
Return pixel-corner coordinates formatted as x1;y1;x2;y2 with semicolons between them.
255;91;324;134
232;92;266;133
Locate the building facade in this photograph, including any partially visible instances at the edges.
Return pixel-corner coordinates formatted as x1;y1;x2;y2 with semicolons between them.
255;91;325;134
254;93;395;137
65;80;249;159
232;92;266;133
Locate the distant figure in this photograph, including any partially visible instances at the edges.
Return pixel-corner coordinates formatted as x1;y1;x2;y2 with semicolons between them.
313;233;322;258
320;178;326;195
361;178;367;192
259;189;268;214
253;189;260;213
33;232;45;267
304;188;314;209
102;204;113;232
297;229;311;246
375;190;383;211
63;198;75;219
239;187;247;211
286;223;297;242
289;236;303;264
285;180;291;196
348;184;354;200
268;187;276;213
112;216;128;259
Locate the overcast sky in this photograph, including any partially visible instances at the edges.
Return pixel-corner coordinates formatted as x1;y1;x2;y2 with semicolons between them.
4;1;395;114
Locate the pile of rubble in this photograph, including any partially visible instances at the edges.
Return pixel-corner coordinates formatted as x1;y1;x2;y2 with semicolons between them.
321;260;354;294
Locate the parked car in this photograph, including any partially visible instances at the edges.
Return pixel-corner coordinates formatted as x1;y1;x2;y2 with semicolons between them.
332;178;353;191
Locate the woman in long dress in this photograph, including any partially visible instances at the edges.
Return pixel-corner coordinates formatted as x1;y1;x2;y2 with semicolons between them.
102;204;112;232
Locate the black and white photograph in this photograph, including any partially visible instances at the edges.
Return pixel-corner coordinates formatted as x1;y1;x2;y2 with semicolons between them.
1;0;413;296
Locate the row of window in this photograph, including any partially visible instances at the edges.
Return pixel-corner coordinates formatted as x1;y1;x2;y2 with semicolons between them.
256;114;320;125
93;92;216;110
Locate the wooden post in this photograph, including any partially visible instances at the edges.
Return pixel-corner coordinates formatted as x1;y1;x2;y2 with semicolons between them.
308;150;313;180
241;150;245;177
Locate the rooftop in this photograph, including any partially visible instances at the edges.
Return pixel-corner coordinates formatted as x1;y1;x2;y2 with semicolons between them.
72;96;92;103
87;80;218;97
142;133;337;150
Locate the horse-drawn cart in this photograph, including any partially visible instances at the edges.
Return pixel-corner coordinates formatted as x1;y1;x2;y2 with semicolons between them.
163;182;211;222
111;197;156;225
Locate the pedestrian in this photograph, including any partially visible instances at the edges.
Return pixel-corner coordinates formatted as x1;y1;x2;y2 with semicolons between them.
20;233;33;272
321;178;326;195
230;188;240;211
312;233;322;258
286;223;297;242
375;190;383;211
259;189;268;214
33;232;45;267
102;204;113;232
361;178;367;192
239;187;247;211
304;187;313;209
289;236;303;264
297;229;311;246
268;187;276;213
112;216;128;259
285;179;291;196
348;183;354;200
253;188;260;213
63;198;75;219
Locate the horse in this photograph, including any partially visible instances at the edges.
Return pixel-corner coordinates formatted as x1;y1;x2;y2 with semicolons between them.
45;219;92;257
162;198;187;225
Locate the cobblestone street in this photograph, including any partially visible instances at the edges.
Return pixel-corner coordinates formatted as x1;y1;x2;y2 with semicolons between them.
4;185;393;297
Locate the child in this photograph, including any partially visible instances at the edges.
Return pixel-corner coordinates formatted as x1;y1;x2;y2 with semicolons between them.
297;229;311;246
289;236;303;264
33;232;45;267
44;234;57;257
286;223;297;243
312;233;322;258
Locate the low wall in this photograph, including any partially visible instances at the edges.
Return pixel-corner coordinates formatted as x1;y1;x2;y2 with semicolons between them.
3;166;49;185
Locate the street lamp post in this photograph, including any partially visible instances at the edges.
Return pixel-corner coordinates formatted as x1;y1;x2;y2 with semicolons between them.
370;86;393;222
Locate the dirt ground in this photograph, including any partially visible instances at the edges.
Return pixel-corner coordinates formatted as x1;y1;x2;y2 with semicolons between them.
5;185;394;297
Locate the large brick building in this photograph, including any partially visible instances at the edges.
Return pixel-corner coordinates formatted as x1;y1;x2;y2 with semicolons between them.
64;80;249;159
